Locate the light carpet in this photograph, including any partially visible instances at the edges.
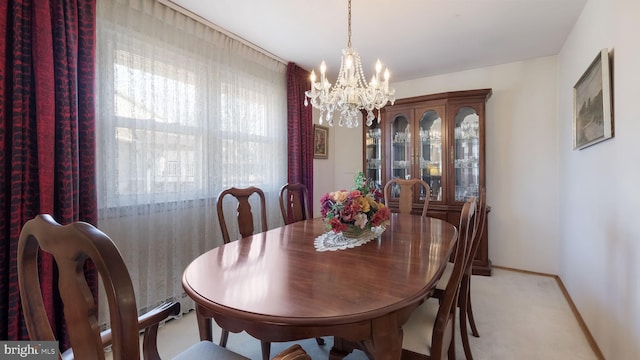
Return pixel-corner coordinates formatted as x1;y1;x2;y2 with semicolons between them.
116;268;600;359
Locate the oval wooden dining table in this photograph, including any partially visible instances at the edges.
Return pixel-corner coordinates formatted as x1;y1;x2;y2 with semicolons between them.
182;213;458;360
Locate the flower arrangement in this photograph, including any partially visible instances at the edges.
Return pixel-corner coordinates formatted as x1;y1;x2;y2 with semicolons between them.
320;172;390;235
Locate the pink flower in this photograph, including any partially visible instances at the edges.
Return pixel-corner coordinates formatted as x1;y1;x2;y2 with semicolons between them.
340;202;356;222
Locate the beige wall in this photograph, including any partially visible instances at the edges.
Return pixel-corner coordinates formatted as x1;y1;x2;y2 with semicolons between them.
312;110;363;216
312;109;335;216
558;0;640;358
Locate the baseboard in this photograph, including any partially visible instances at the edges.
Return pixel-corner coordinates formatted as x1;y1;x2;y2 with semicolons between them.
491;265;557;278
491;265;605;360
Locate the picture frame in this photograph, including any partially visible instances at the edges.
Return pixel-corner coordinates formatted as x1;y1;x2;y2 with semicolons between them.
313;124;329;159
573;48;614;150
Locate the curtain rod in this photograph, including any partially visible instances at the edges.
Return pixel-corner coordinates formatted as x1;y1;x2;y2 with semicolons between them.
158;0;287;65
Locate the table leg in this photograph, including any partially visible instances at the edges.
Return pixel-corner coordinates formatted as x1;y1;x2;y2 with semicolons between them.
330;316;402;360
195;305;213;341
329;337;355;360
362;316;403;360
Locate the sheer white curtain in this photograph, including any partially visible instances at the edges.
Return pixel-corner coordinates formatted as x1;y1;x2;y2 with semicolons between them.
95;0;287;324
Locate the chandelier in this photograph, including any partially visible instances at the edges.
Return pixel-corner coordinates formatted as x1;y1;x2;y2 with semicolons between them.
304;0;395;128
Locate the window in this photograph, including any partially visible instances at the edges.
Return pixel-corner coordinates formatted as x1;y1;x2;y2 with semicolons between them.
96;22;287;209
108;50;202;203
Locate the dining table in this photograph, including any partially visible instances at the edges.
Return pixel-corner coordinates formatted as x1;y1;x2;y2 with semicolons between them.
182;213;458;359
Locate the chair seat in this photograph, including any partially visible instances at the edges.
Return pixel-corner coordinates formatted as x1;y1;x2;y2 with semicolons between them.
402;298;440;356
173;340;250;360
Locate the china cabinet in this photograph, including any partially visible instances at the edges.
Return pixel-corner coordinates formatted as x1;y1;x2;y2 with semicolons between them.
363;89;492;275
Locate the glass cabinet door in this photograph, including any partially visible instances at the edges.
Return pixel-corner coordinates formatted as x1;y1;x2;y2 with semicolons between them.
418;108;443;201
389;112;412;184
364;122;382;188
453;106;480;202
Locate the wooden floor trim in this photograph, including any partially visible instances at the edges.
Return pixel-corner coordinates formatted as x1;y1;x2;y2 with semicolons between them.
491;265;605;360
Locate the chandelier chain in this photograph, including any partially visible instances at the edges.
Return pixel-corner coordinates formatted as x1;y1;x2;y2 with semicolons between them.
347;0;352;48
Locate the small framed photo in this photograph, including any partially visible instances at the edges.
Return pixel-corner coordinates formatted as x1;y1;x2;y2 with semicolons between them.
313;124;329;159
573;48;614;150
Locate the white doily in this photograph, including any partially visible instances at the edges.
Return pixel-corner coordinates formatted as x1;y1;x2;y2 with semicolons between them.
314;226;386;252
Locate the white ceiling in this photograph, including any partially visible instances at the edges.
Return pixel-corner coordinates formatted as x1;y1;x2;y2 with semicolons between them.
167;0;587;82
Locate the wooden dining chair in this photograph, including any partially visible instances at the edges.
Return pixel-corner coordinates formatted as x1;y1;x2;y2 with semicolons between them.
217;186;268;244
216;186;272;358
401;197;476;360
464;189;487;340
431;188;486;360
17;214;250;360
383;178;431;217
279;183;311;224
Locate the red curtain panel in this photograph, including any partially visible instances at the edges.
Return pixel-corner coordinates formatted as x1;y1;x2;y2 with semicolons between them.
286;63;314;214
0;0;97;351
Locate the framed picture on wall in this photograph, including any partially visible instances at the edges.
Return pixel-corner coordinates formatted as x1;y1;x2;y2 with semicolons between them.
573;48;614;150
313;124;329;159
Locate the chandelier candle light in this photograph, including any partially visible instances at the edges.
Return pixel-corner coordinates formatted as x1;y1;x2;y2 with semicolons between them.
304;0;395;128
